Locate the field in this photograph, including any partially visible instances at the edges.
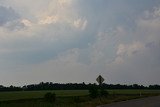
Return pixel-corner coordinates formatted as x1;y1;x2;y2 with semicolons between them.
0;90;88;101
0;90;160;107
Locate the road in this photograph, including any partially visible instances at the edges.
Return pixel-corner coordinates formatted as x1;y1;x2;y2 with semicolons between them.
98;96;160;107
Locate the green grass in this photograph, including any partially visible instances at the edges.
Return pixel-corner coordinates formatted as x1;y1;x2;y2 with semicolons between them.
0;90;88;101
0;90;160;101
108;89;160;95
0;90;160;107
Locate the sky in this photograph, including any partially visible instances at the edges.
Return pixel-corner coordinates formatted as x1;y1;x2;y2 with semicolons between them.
0;0;160;86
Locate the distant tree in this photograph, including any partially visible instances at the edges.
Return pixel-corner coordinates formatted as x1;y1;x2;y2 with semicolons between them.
149;85;160;89
1;82;160;92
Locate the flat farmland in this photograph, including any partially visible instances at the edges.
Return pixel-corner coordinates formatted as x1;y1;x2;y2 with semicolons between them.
0;90;160;101
0;90;160;107
108;89;160;95
0;90;89;101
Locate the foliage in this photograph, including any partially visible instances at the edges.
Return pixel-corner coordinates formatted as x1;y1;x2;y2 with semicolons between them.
1;82;160;92
100;89;109;97
89;87;99;98
0;85;22;92
44;92;56;102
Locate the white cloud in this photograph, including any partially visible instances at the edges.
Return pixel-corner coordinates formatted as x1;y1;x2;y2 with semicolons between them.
117;42;145;57
39;15;59;25
58;0;73;7
112;41;145;65
153;7;160;17
73;18;88;30
21;19;32;26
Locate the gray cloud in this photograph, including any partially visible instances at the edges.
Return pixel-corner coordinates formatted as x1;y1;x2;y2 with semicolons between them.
0;6;19;26
0;0;160;86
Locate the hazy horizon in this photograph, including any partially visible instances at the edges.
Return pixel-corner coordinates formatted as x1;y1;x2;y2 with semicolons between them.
0;0;160;86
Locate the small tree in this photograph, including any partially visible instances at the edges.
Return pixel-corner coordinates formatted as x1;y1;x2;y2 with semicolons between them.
100;89;109;97
44;92;56;102
89;87;98;98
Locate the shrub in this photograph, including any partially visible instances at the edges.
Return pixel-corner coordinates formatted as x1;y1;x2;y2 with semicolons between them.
100;89;109;97
44;92;56;102
89;87;98;98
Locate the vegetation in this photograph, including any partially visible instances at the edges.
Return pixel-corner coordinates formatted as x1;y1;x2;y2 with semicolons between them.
1;82;160;92
0;82;160;107
44;92;56;102
0;89;159;107
0;90;88;101
88;86;109;98
100;89;109;97
89;86;99;98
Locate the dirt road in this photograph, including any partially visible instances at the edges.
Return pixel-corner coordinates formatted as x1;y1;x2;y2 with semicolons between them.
98;96;160;107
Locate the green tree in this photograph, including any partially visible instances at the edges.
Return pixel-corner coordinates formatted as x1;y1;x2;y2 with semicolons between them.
100;89;109;97
44;92;56;102
89;87;98;98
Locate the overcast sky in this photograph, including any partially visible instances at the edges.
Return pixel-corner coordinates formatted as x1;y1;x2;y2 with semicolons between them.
0;0;160;86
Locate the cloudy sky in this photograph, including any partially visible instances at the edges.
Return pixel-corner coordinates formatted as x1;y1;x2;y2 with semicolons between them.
0;0;160;86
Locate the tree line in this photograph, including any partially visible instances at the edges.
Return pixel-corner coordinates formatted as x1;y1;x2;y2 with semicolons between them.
0;82;160;92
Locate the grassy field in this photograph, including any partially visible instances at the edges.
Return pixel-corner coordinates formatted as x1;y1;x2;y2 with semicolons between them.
108;89;160;95
0;90;160;107
0;90;89;101
0;89;160;101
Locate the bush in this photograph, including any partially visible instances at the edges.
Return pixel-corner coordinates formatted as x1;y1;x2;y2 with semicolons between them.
89;87;98;98
88;86;109;98
100;89;109;97
44;92;56;102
